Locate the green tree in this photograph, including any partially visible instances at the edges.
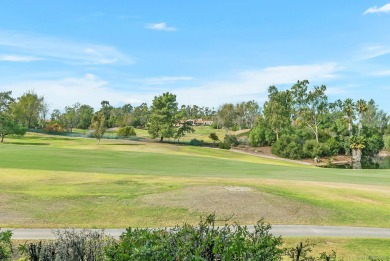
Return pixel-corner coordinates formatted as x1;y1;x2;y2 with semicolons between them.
131;103;150;128
291;80;328;143
0;91;15;113
148;92;180;142
99;100;114;128
77;104;94;129
263;86;292;141
216;103;236;132
243;100;260;129
362;99;389;134
209;132;219;146
343;98;355;137
63;103;81;132
0;113;26;142
11;91;44;128
174;121;194;142
356;99;367;136
38;101;49;129
91;112;106;144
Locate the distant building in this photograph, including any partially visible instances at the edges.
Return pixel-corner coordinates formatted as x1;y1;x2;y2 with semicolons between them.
180;119;213;126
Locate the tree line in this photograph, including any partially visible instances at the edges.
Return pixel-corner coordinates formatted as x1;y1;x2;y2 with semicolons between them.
249;80;390;160
0;90;260;143
1;81;389;160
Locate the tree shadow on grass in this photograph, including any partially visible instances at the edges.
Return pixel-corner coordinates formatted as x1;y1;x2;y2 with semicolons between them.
102;143;143;146
2;142;50;146
12;136;73;141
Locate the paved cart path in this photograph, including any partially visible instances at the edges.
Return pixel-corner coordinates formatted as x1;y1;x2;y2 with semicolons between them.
2;225;390;240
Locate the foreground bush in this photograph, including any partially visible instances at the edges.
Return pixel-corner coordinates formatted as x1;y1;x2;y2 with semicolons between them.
106;214;283;260
0;229;13;260
20;229;114;261
4;216;342;260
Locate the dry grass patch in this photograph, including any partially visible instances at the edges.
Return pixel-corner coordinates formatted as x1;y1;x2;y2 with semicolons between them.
140;185;330;224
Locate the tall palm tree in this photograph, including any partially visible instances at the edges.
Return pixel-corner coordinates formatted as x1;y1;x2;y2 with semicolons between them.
356;99;367;136
343;98;355;137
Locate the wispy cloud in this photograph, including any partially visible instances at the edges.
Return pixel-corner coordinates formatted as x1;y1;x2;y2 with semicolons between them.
132;76;193;85
364;3;390;14
0;74;137;110
0;63;342;110
371;70;390;76
358;45;390;60
0;54;42;62
173;63;342;107
0;30;134;65
145;22;177;31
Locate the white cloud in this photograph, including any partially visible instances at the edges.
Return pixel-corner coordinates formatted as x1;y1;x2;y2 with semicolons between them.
132;76;193;85
371;70;390;76
0;74;141;110
0;54;42;62
358;45;390;60
0;30;133;65
0;63;342;111
364;3;390;14
173;63;342;107
145;22;177;31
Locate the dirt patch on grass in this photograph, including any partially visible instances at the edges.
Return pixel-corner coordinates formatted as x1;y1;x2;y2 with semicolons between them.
0;194;34;225
140;186;330;224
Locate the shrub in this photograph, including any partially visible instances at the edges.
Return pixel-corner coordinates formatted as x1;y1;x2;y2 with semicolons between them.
44;123;63;132
364;134;384;156
326;137;341;156
0;229;12;260
20;229;114;261
117;126;136;137
303;140;331;158
189;139;203;146
106;214;284;260
218;142;231;149
248;122;275;146
272;134;304;159
224;134;239;147
385;135;390;151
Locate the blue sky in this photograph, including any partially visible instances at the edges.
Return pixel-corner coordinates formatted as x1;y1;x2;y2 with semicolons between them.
1;1;390;112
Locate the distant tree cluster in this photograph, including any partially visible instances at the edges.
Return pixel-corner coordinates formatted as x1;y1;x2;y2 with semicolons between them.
249;80;389;160
213;100;260;131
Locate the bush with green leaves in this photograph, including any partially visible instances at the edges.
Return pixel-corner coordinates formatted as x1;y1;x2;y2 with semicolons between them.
384;135;390;151
224;134;239;147
303;140;331;158
2;218;342;261
106;214;283;261
117;126;137;138
0;229;12;260
218;142;231;149
189;138;203;146
325;137;342;156
364;134;384;156
272;134;304;159
248;122;275;146
19;229;114;261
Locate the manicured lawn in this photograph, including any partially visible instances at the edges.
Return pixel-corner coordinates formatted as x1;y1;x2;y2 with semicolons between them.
0;133;389;229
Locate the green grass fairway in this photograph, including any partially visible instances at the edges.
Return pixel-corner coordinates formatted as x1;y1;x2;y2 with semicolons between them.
282;237;390;261
1;133;389;229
